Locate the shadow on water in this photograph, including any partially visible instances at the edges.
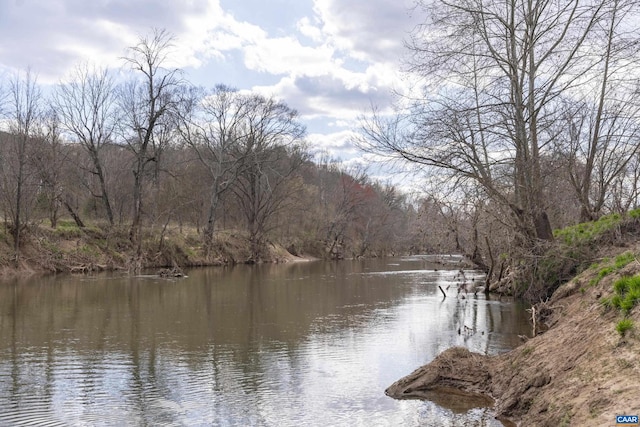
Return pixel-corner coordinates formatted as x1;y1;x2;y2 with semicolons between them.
0;256;530;426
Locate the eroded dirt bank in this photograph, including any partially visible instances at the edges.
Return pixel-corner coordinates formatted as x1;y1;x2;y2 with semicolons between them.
387;249;640;426
0;225;314;278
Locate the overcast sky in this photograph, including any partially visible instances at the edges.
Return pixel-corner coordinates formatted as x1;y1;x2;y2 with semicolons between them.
0;0;424;167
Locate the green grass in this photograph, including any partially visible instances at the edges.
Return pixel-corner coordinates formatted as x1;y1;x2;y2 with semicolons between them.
521;346;534;356
559;411;573;427
601;275;640;337
616;319;634;337
588;252;637;287
553;213;622;245
53;221;83;238
78;244;100;256
614;252;636;269
629;208;640;219
611;276;640;314
601;276;640;314
590;266;614;286
554;208;640;247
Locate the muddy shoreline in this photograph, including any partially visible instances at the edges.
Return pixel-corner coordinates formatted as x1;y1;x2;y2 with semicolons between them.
385;252;640;426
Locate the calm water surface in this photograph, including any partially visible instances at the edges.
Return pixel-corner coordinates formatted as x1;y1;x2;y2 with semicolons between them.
0;255;530;426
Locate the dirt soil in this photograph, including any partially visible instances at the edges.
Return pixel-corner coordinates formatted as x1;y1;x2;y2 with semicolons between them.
386;245;640;426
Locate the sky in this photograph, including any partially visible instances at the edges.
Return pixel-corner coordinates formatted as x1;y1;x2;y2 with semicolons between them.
0;0;425;171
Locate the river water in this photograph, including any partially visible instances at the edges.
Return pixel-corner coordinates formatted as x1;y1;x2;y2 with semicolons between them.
0;255;530;426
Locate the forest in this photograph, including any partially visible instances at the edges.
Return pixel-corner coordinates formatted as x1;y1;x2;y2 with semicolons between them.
0;30;451;270
2;1;640;303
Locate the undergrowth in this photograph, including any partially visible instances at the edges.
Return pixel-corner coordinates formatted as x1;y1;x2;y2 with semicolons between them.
516;210;640;303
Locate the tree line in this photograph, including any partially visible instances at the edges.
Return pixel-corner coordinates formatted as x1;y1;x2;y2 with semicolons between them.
358;0;640;287
0;29;452;266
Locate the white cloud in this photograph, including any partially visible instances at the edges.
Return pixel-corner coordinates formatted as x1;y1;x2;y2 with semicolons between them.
243;37;337;76
297;17;324;42
249;63;400;123
0;0;267;82
0;0;422;167
307;130;361;160
235;0;419;126
311;0;423;63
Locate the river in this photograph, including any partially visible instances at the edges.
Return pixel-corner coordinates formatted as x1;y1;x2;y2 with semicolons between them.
0;255;530;426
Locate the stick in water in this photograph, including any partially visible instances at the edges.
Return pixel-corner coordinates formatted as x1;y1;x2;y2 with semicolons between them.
439;285;446;299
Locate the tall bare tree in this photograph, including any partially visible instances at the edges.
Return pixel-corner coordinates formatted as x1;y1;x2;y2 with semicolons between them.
358;0;625;244
55;64;118;225
31;109;66;228
120;28;183;259
321;165;371;259
0;77;6;115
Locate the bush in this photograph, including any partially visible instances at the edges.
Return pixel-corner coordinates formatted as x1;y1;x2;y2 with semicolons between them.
629;208;640;219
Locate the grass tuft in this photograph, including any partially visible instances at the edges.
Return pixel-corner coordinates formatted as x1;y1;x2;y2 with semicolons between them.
616;318;634;337
611;276;640;315
614;252;636;269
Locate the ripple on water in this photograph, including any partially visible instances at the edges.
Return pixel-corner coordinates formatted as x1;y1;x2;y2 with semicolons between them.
0;350;143;426
0;260;528;426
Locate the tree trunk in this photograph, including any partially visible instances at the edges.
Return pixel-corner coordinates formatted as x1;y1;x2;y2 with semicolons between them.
87;149;115;226
13;134;28;262
203;179;220;247
534;210;554;242
62;197;85;228
130;167;143;258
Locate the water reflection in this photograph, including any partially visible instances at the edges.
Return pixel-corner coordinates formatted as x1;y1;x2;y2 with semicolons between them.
0;256;530;426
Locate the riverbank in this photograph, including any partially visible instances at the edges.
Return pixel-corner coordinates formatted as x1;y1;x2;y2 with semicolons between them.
0;222;312;277
386;240;640;426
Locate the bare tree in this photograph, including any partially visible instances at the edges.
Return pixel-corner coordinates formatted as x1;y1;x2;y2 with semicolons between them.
120;28;184;260
55;63;118;225
230;94;306;262
30;109;66;227
177;85;249;247
559;98;640;221
321;165;371;259
0;77;6;115
2;69;42;258
610;152;640;213
557;0;640;220
358;0;624;244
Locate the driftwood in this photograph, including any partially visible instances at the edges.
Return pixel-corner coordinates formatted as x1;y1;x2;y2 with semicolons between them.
70;263;106;273
158;267;185;278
